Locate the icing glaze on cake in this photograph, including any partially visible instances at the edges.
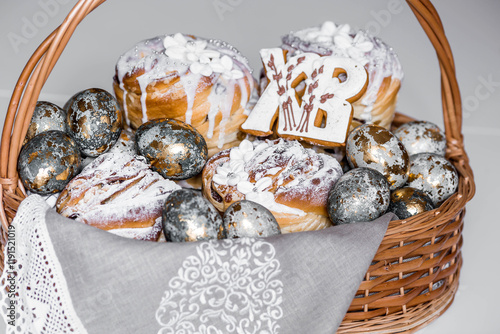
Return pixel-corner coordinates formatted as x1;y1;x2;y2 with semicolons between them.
281;21;404;123
114;33;255;149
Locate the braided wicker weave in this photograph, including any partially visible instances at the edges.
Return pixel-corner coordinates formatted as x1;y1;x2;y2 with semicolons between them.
0;0;475;332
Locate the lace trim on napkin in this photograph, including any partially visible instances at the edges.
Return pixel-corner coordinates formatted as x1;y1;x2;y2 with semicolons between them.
0;195;87;334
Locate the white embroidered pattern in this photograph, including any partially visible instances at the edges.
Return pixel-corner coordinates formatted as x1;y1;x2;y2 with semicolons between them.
155;238;283;334
0;195;87;333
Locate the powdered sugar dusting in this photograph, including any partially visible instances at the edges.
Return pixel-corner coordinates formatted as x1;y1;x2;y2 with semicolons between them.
212;139;343;214
56;152;180;231
109;217;163;241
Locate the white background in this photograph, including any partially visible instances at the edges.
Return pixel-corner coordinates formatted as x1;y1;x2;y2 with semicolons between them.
0;0;499;333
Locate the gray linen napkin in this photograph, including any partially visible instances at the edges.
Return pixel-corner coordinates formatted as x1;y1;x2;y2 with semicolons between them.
44;207;393;334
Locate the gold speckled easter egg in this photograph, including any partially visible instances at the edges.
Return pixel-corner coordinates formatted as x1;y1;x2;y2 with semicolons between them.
394;120;446;156
388;187;435;219
346;124;409;190
327;167;390;225
66;88;122;157
23;101;68;146
223;200;281;238
162;189;224;242
136;118;208;180
18;130;81;195
407;153;459;206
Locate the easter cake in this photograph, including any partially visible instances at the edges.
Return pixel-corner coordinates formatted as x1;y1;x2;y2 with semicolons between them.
113;33;257;157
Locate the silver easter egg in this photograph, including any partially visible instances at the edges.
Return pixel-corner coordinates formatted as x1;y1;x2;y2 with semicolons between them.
407;153;459;206
388;187;435;219
66;88;122;157
18;130;81;195
63;90;80;111
162;189;224;242
24;101;68;146
223;200;281;238
136;118;208;180
328;167;390;225
346;124;409;190
394;120;446;156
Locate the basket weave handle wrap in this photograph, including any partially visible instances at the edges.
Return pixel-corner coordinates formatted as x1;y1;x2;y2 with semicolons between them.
0;0;476;332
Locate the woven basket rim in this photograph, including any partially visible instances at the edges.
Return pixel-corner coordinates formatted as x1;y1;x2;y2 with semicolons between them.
0;0;476;332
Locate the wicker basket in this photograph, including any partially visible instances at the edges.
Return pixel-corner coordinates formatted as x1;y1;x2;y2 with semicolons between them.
0;0;475;332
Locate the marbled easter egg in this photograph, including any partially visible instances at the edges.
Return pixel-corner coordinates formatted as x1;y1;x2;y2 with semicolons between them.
18;130;81;194
394;120;446;156
223;200;281;238
162;189;224;242
388;187;435;219
136;118;208;180
24;101;68;146
346;124;409;190
407;153;459;206
66;88;122;157
327;167;390;225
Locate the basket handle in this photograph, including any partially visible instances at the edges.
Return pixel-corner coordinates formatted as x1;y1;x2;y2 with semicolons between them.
0;0;470;225
406;0;465;162
0;0;105;189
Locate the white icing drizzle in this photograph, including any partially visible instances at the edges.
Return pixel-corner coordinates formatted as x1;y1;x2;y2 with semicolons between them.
138;76;150;123
217;118;228;149
119;81;130;126
238;77;248;110
218;81;235;148
115;34;255;148
206;86;220;139
179;73;201;124
361;104;374;122
212;139;343;215
281;21;404;118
